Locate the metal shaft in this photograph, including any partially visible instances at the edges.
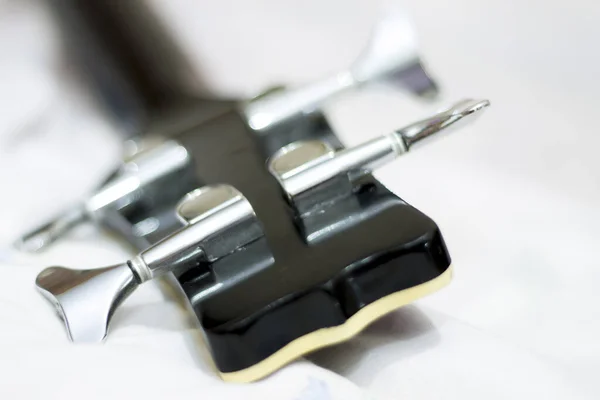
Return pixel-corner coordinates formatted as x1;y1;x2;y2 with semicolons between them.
278;99;490;198
15;207;87;252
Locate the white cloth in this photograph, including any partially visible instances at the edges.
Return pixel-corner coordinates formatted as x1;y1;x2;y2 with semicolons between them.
0;0;598;398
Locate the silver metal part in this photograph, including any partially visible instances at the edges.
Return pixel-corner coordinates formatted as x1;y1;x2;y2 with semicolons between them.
87;140;190;214
268;141;336;182
397;99;490;150
242;12;438;132
122;135;167;161
15;12;438;253
35;184;258;342
16;140;191;252
15;207;87;253
36;263;138;343
175;185;247;225
269;99;490;199
139;185;256;280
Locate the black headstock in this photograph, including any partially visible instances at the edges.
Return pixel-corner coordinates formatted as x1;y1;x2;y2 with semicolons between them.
34;99;488;380
174;111;452;381
24;2;490;383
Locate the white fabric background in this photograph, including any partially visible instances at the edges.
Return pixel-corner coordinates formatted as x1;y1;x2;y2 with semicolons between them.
0;0;598;398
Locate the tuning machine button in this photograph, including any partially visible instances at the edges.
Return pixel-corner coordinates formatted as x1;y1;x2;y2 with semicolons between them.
242;11;438;132
15;11;437;253
35;184;261;342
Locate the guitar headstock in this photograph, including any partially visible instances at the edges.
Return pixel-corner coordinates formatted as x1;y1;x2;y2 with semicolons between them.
33;97;489;381
20;3;491;383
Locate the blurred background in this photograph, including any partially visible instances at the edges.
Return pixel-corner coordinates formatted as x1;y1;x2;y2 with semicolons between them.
0;0;599;399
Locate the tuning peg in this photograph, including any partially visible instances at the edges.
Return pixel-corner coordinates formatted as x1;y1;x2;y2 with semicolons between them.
242;12;438;132
15;11;436;253
15;140;192;252
269;99;490;208
35;184;260;342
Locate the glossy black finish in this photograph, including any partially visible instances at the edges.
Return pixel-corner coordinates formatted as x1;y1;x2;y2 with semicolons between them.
46;0;450;373
166;111;451;373
47;0;232;136
109;113;345;250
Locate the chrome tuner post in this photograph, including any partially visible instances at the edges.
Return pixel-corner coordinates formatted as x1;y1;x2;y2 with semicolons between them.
268;99;490;212
35;184;262;342
241;12;438;132
15;11;437;253
16;140;195;252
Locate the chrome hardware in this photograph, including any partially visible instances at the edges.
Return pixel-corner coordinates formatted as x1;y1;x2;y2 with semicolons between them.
242;12;438;132
35;184;259;342
269;99;490;201
16;140;192;252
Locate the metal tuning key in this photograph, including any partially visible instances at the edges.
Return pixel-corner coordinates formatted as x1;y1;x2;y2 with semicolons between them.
15;11;438;253
35;184;260;342
269;99;490;210
16;140;196;252
242;12;438;132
